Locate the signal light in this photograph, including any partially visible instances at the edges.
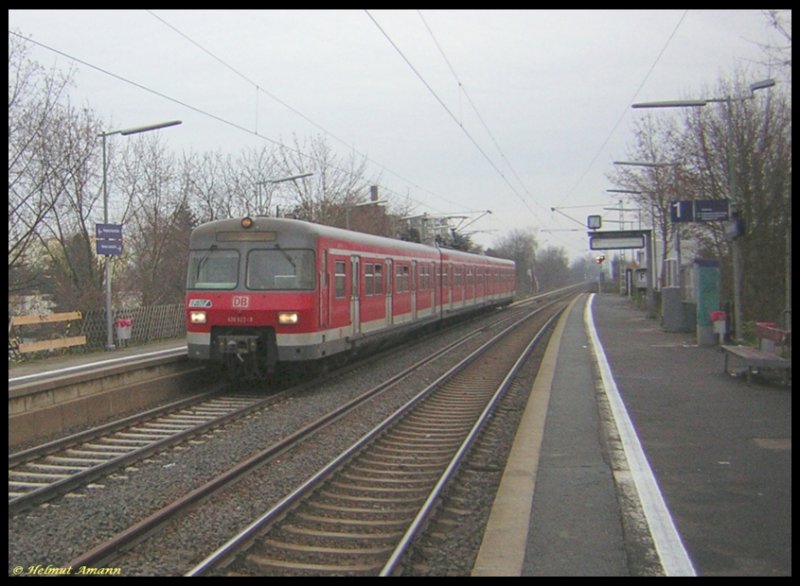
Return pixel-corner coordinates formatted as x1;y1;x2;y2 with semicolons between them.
595;255;606;265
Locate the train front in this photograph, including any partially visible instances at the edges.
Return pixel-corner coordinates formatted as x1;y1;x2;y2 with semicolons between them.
185;217;318;380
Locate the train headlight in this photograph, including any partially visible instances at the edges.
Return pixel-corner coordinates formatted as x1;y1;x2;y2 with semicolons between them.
278;312;299;325
189;311;207;324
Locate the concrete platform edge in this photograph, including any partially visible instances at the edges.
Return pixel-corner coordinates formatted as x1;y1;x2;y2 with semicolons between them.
471;294;582;576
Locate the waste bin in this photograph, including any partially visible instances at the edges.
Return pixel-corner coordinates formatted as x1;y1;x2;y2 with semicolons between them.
710;310;727;344
115;318;132;346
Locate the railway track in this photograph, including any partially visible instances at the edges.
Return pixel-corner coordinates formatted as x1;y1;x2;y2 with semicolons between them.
60;294;571;574
187;297;565;576
12;287;584;576
7;300;531;518
8;287;566;520
8;392;270;515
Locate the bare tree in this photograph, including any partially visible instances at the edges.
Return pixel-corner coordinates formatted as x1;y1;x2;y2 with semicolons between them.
761;9;792;75
606;113;687;289
34;102;105;310
489;228;538;294
276;135;375;226
115;134;191;306
8;33;75;285
610;68;791;326
678;74;791;324
184;150;234;223
536;246;571;290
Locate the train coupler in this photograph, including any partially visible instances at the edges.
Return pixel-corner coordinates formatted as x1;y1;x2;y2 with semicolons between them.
217;334;259;355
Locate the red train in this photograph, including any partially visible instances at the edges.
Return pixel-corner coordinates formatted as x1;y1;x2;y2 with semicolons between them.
185;217;516;379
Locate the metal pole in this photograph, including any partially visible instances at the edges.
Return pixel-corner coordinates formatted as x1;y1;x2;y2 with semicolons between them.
726;97;744;342
99;120;182;351
102;133;115;350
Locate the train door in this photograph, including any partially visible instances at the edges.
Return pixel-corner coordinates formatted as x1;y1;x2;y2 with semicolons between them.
411;260;418;321
385;258;393;326
435;261;442;318
351;255;361;335
320;250;328;329
329;257;350;331
446;263;453;311
456;264;464;308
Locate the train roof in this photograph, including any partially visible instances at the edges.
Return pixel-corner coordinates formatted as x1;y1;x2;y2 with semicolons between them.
190;216;514;267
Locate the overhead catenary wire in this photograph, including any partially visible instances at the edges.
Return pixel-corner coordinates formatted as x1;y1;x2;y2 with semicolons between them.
416;10;541;214
365;10;538;218
144;10;471;218
413;11;581;254
559;10;689;205
7;19;565;253
9;26;455;222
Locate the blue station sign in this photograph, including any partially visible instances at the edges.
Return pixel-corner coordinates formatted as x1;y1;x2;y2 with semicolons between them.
96;223;123;255
96;239;123;256
96;223;123;239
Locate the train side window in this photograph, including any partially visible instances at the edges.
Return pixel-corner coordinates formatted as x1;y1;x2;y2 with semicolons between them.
396;265;409;293
364;263;383;296
334;261;346;298
365;264;374;296
419;263;430;290
374;263;383;295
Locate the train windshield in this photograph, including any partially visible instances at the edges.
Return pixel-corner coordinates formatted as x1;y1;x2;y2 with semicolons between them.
187;249;239;289
246;249;316;290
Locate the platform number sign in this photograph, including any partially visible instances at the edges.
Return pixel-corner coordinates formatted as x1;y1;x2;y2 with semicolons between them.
671;200;729;223
670;201;694;223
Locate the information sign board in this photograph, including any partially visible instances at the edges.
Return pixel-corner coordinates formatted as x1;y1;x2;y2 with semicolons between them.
693;199;730;222
96;240;123;255
588;230;645;250
96;223;123;239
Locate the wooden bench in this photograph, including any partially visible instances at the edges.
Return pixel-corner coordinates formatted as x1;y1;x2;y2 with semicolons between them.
722;323;791;385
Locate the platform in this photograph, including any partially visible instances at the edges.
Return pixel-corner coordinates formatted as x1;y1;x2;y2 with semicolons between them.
474;292;791;576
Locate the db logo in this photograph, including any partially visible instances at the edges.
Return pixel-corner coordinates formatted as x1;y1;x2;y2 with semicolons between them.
232;295;250;308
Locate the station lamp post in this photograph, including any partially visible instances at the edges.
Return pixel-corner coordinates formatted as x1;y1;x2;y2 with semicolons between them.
613;160;680;290
631;78;776;340
256;172;314;216
99;120;182;350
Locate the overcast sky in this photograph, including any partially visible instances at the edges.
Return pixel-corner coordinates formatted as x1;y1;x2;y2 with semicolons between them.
8;9;784;259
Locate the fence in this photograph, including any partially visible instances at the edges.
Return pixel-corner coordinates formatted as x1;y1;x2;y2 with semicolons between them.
9;304;186;359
